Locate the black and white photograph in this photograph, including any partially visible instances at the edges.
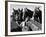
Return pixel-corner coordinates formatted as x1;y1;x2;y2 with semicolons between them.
11;5;42;32
6;1;45;35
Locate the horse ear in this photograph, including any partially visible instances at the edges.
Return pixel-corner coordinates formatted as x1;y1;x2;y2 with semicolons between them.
13;8;14;11
13;8;15;12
